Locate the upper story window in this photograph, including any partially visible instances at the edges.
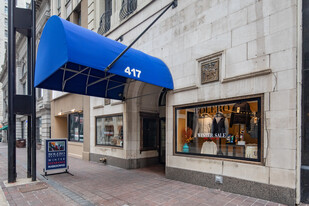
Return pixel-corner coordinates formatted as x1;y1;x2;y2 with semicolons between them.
4;18;7;27
77;10;81;26
119;0;137;21
98;0;112;35
57;0;61;14
5;6;8;15
22;83;26;95
5;30;7;38
21;63;25;75
37;88;43;99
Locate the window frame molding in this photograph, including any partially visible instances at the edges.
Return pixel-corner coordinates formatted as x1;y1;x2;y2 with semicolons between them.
95;113;124;148
68;112;84;143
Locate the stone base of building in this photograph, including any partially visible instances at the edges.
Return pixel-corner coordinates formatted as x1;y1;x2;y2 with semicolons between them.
166;167;295;206
90;153;159;169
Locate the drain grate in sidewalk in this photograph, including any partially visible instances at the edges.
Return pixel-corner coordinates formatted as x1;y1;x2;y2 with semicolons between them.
18;182;48;193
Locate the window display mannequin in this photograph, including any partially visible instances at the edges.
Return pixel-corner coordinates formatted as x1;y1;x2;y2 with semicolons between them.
201;139;217;155
248;112;259;138
193;112;213;137
211;112;229;136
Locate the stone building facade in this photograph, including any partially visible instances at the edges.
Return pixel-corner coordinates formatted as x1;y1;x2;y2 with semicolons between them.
83;0;300;205
41;0;307;204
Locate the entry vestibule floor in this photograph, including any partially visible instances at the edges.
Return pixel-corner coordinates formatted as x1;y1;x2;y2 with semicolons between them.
0;142;287;206
135;164;165;177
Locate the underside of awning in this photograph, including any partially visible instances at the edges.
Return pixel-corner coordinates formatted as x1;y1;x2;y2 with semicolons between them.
35;16;174;100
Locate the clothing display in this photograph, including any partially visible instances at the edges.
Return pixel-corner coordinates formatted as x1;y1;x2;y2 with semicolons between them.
176;97;260;161
229;101;252;129
211;113;229;135
248;116;259;139
201;141;217;155
193;115;213;137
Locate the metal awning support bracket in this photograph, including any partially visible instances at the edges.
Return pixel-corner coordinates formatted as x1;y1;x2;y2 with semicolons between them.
61;66;89;91
104;0;177;73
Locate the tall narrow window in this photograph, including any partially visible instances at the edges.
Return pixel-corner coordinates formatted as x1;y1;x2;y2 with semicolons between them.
22;83;26;95
36;117;41;143
68;113;83;142
21;121;25;139
57;0;61;13
140;113;159;151
37;88;43;98
97;0;112;34
119;0;137;20
77;10;81;26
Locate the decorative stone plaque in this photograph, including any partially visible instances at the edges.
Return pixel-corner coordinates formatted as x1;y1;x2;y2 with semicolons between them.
201;58;219;84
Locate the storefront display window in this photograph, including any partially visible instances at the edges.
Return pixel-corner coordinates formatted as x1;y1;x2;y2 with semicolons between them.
175;97;261;161
96;115;123;147
69;113;83;142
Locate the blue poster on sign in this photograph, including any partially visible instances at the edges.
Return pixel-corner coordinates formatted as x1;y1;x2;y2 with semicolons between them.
45;139;67;171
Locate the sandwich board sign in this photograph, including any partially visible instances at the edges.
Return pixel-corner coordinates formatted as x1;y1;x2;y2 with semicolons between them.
44;139;69;176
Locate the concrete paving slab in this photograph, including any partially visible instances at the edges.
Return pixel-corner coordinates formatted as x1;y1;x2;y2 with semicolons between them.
0;186;9;206
0;142;287;206
3;178;39;187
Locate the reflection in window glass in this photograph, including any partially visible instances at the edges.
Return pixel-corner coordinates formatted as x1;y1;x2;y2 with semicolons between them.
96;115;123;147
176;97;261;161
69;113;83;142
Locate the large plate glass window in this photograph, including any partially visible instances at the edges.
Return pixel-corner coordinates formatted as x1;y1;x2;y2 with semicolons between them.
175;96;262;161
69;113;83;142
96;115;123;147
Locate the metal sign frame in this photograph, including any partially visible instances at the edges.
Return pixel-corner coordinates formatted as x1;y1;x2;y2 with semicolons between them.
44;139;68;175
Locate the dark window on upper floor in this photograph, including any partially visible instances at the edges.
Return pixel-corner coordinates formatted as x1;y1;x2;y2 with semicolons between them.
119;0;137;21
98;0;112;35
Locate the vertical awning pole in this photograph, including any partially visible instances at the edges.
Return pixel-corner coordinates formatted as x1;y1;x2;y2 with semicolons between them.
27;38;32;178
31;0;37;181
8;0;17;183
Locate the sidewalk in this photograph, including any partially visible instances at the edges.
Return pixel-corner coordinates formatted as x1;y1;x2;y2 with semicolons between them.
0;142;287;206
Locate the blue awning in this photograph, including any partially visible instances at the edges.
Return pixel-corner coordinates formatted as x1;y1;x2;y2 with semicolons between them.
35;16;174;100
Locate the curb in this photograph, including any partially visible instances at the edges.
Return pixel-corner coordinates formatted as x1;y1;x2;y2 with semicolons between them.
0;186;9;206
